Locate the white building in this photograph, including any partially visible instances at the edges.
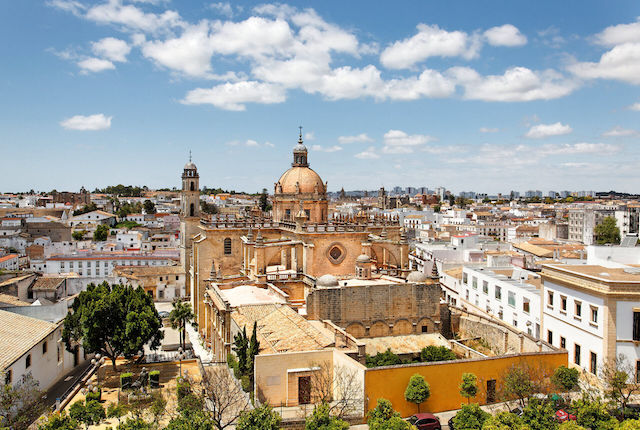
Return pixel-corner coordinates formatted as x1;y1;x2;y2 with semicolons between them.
68;210;117;229
541;263;640;375
116;231;143;249
460;266;542;338
0;254;19;271
42;251;179;278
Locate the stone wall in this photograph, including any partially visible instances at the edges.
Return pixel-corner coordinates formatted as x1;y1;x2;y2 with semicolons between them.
306;282;441;338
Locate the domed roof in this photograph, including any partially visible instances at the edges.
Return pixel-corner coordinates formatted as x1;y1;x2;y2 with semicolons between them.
406;271;428;283
184;162;197;170
276;166;325;194
294;142;307;152
317;274;339;287
356;254;371;263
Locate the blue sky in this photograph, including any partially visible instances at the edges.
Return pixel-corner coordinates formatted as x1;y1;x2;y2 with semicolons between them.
1;1;640;194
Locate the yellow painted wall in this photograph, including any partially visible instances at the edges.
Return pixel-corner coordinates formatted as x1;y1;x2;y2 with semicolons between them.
364;351;567;417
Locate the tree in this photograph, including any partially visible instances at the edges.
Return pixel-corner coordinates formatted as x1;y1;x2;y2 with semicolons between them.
366;349;402;368
259;189;271;212
69;400;105;430
93;224;109;241
236;404;281;430
453;403;490;430
595;216;620;245
552;366;579;394
247;322;260;385
201;366;250;429
116;418;152;430
169;300;197;351
404;374;430;413
481;411;527;430
499;362;552;409
233;327;249;376
557;423;587;430
520;398;557;430
143;200;156;214
37;411;78;430
460;373;479;404
420;346;456;362
305;403;349;430
106;403;126;426
601;355;640;417
618;420;640;429
200;201;218;215
62;282;163;370
0;373;45;430
72;230;86;241
571;396;617;430
367;399;414;430
309;361;363;419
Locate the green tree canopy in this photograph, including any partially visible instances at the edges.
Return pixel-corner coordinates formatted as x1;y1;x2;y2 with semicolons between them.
595;216;620;245
236;404;281;430
200;201;218;215
72;230;86;241
143;200;156;214
571;396;617;430
552;366;580;393
62;282;163;369
520;399;558;430
366;349;402;368
305;403;349;430
93;224;109;241
37;411;78;430
368;399;413;430
420;346;456;362
453;403;491;430
169;300;197;351
0;373;45;430
460;373;479;403
404;374;430;413
481;411;528;430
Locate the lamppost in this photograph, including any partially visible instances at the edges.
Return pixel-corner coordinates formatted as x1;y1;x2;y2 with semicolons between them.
178;347;184;378
91;353;106;385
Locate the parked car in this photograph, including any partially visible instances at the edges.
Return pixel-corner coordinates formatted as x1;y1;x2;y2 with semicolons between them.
447;416;456;430
158;311;170;319
555;409;577;423
407;413;442;430
510;407;524;416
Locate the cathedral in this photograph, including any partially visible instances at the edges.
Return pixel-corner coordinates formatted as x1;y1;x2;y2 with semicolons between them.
179;133;432;352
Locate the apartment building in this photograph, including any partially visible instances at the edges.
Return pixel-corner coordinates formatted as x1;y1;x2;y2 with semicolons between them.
568;207;615;245
43;251;179;277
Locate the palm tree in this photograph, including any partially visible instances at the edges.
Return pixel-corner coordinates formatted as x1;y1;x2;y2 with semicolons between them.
169;300;197;351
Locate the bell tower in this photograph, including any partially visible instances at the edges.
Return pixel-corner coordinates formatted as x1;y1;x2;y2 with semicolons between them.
181;152;200;218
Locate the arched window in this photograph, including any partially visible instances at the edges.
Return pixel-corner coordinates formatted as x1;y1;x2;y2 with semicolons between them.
190;181;195;191
189;203;194;217
224;238;232;255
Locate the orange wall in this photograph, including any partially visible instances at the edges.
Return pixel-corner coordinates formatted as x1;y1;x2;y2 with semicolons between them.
364;351;567;417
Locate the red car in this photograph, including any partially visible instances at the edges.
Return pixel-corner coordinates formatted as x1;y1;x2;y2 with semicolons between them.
407;413;442;430
555;409;577;423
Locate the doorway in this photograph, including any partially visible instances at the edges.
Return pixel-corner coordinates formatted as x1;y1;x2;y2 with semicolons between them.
486;379;496;403
298;376;311;404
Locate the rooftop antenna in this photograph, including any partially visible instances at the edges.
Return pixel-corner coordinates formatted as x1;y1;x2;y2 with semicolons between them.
298;125;303;143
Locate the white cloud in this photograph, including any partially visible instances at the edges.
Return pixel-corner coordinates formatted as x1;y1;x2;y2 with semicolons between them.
77;57;116;73
85;0;184;34
181;81;286;111
538;142;619;155
355;146;379;159
60;114;112;131
91;37;131;62
209;2;234;17
304;132;315;141
479;127;499;133
451;66;577;101
602;126;638;137
525;122;572;139
226;139;273;148
568;42;640;85
380;24;481;69
47;0;86;16
629;102;640;111
338;133;373;144
594;18;640;46
382;129;436;154
311;145;342;152
484;24;527;47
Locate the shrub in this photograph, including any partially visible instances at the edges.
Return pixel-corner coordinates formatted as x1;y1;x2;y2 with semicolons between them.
305;403;349;430
420;345;456;362
482;411;526;430
85;387;101;402
176;378;191;399
453;403;490;430
241;375;251;392
552;366;580;392
120;373;133;390
236;404;281;430
366;349;403;368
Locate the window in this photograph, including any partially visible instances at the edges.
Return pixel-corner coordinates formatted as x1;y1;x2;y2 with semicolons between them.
634;312;640;341
523;298;530;314
175;276;179;281
590;352;597;374
548;291;554;308
508;291;516;307
547;330;553;345
482;280;488;294
465;290;470;300
472;277;477;290
57;344;61;363
495;286;502;301
591;306;598;324
26;354;31;368
561;296;567;312
224;238;232;255
42;341;47;355
513;316;518;327
574;344;581;366
462;273;468;284
575;301;582;319
4;370;11;385
560;337;566;349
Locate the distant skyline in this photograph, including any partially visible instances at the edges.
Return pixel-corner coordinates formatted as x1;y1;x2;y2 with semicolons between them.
1;1;640;193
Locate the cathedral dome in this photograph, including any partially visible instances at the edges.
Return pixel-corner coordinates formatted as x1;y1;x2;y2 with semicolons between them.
406;271;428;283
276;167;325;194
184;162;197;170
356;254;371;263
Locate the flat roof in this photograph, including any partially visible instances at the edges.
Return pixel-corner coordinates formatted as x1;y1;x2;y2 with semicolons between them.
221;285;286;307
544;264;640;283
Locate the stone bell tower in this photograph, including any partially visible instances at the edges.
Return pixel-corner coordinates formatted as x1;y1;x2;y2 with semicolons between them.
180;152;201;302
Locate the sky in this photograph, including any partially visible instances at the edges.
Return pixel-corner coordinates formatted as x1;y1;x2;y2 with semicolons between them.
1;1;640;194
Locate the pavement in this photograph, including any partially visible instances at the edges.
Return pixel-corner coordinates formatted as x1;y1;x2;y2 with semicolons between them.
42;360;92;410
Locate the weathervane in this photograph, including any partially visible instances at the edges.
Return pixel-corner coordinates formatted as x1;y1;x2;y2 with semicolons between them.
298;125;303;143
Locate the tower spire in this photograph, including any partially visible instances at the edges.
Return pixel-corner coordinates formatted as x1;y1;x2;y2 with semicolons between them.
298;126;303;143
189;149;192;163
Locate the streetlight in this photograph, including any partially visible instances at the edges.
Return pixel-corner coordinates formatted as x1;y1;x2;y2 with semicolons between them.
178;347;184;378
